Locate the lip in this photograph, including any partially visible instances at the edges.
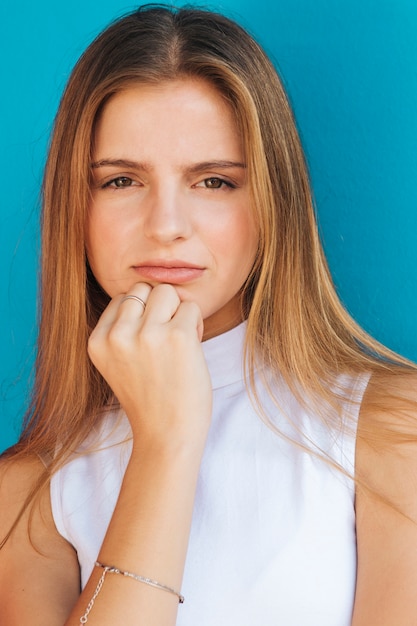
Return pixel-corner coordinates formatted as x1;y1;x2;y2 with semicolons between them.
133;260;205;284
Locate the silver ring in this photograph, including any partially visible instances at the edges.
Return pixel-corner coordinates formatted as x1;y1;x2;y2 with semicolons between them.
121;295;146;311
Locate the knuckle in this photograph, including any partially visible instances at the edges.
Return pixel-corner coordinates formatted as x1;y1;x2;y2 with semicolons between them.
182;301;200;316
168;324;189;348
87;330;100;358
154;282;179;300
129;283;152;300
106;323;131;350
137;323;163;349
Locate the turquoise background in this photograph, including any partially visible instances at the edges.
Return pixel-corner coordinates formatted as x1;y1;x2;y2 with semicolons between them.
1;0;417;452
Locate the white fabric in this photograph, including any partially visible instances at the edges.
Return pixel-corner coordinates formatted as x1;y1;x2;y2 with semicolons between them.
51;322;369;625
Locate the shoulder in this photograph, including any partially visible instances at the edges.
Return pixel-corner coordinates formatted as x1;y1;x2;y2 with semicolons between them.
360;366;417;414
357;367;417;509
352;368;417;625
0;453;45;534
0;454;80;624
358;367;417;450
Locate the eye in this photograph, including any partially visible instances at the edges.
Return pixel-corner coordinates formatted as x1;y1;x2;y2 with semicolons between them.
204;177;224;189
196;177;235;189
103;176;134;188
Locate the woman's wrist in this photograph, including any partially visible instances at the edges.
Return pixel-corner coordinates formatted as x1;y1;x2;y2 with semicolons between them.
129;426;209;465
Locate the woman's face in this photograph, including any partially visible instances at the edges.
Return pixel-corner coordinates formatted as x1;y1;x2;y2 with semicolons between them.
87;79;259;339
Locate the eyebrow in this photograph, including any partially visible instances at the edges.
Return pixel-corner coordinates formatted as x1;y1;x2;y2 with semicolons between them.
90;158;148;170
185;160;246;173
90;158;246;173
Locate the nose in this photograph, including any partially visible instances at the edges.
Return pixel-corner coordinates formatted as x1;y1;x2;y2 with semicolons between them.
142;183;192;244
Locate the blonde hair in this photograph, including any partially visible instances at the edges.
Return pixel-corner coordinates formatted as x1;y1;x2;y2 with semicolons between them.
3;5;415;495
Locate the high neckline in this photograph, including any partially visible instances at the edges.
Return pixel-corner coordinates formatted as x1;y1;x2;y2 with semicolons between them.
202;322;246;389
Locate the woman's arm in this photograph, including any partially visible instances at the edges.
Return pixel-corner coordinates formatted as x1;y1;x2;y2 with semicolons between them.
0;455;81;624
68;439;205;625
353;370;417;625
66;282;211;625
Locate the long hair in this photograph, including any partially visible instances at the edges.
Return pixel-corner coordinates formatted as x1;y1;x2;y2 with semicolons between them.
4;5;415;488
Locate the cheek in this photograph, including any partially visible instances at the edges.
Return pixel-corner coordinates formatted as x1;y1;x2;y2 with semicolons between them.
212;205;257;251
227;213;259;273
206;219;258;299
84;215;95;267
85;215;103;273
84;210;120;285
85;206;125;261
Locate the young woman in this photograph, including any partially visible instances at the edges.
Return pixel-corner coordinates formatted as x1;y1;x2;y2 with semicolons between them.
1;6;417;625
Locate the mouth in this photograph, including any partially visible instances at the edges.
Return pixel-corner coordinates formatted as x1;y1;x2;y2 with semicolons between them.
133;261;205;284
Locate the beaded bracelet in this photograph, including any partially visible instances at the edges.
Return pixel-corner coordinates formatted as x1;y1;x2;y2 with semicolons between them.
79;561;184;624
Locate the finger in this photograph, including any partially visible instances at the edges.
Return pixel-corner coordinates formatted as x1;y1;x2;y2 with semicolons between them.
90;283;151;342
171;301;204;342
141;283;181;325
88;283;152;366
116;283;152;322
120;294;146;312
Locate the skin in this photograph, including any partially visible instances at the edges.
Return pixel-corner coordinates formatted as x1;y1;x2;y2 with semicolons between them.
86;80;259;340
1;79;417;625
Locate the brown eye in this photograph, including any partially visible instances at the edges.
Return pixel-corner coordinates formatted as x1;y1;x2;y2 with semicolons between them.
113;177;133;188
204;177;224;189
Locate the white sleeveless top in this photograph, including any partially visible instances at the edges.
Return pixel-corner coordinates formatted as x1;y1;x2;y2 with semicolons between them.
51;323;369;625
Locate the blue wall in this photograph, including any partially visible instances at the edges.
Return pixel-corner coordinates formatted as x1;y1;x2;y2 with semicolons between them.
1;0;417;452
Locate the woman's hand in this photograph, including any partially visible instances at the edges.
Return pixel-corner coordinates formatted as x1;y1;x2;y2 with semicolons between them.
68;284;213;624
87;282;212;452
